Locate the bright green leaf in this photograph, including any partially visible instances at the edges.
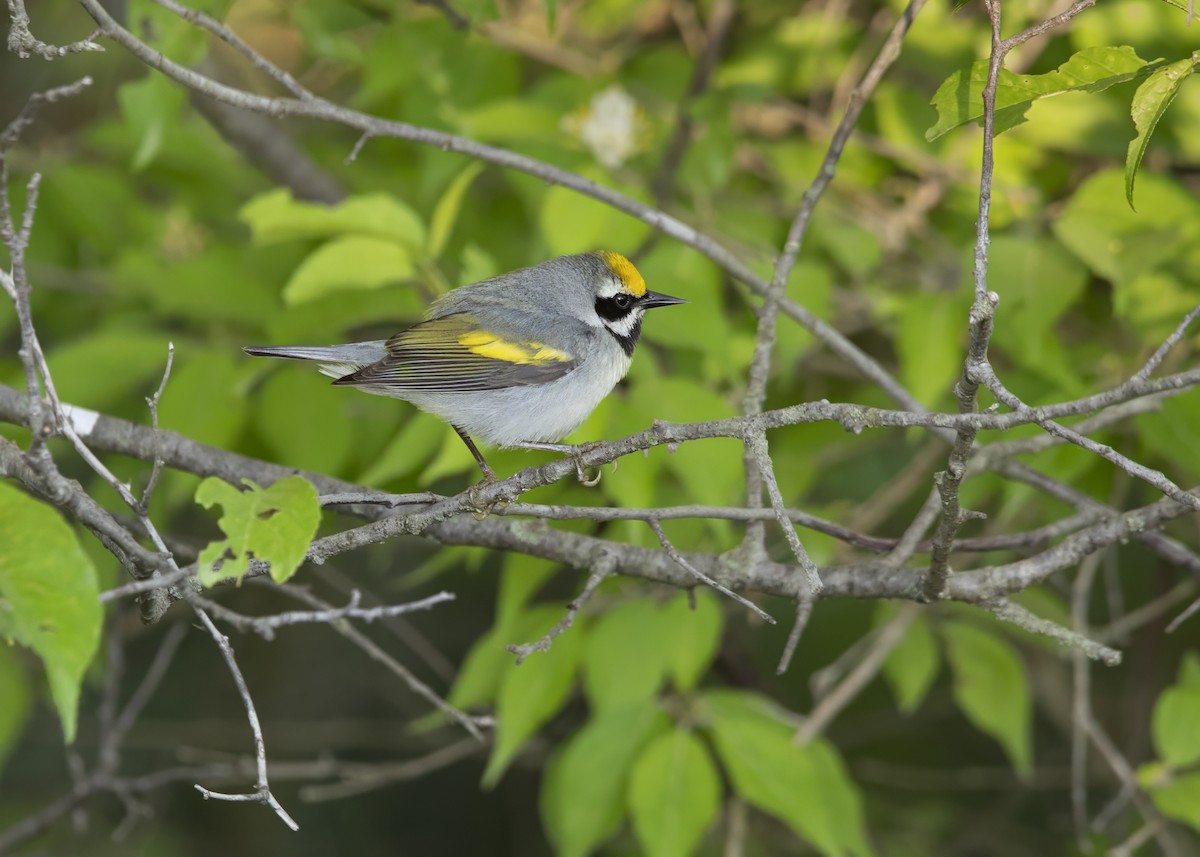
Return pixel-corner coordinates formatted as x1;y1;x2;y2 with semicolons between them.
495;556;559;629
117;74;186;171
1152;654;1200;768
542;700;670;857
159;347;247;450
240;189;427;248
0;482;100;743
583;599;670;714
704;689;872;857
942;622;1033;779
283;236;415;305
195;476;321;585
254;369;354;476
1149;772;1200;831
661;591;724;692
926;46;1151;141
357;414;447;487
1052;168;1200;285
42;329;175;411
627;729;721;857
428;162;485;259
447;623;509;712
539;180;651;257
483;606;583;787
879;605;940;714
0;642;32;772
1125;53;1199;209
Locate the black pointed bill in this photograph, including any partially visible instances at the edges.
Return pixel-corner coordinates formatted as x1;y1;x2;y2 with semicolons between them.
641;290;687;309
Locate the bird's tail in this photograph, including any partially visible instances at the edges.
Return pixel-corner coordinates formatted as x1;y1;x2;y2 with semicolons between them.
243;342;387;380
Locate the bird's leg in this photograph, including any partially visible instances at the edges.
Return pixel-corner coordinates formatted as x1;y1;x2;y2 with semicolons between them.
514;441;603;486
454;426;497;483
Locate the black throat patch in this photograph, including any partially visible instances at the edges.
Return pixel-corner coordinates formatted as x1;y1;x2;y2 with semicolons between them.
605;315;642;357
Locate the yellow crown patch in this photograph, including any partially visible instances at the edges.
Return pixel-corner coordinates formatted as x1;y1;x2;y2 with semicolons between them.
600;251;647;297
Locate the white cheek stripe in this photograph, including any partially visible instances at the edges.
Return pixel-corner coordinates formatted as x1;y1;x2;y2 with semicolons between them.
604;310;642;338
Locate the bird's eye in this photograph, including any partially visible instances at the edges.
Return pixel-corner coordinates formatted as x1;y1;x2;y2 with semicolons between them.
614;294;631;309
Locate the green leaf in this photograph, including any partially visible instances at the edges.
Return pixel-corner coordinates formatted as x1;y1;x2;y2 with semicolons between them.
254;369;353;476
1125;53;1199;209
1152;654;1200;768
942;622;1033;778
988;236;1089;393
41;329;175;411
357;415;447;487
582;598;671;715
897;291;969;406
159;347;247;450
1052;168;1200;285
283;235;415;305
447;623;508;712
0;643;32;772
195;476;321;586
483;605;583;787
660;591;724;692
704;689;872;857
926;46;1151;141
878;605;940;714
0;482;100;743
427;162;485;259
240;189;427;248
495;555;559;629
117;74;186;171
627;729;721;857
1149;772;1200;832
539;178;651;257
542;700;670;857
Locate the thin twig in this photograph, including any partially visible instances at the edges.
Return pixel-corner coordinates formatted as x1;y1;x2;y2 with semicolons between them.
137;342;174;515
194;590;456;642
649;518;775;623
5;0;103;59
189;604;300;831
1134;303;1200;381
741;0;927;551
298;738;482;802
794;604;920;746
775;598;814;675
1166;594;1200;634
1071;554;1101;850
747;431;822;596
507;557;614;663
983;596;1119;666
270;583;487;739
149;0;314;100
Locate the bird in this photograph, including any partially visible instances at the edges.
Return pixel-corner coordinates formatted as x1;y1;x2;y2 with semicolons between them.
244;251;686;481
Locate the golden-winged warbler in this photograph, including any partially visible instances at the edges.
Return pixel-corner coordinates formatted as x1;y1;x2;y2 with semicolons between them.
244;251;685;480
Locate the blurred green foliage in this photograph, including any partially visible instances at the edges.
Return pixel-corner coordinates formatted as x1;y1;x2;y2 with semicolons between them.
1;0;1200;854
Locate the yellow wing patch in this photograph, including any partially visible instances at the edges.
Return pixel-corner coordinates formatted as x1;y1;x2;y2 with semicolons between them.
457;330;573;365
600;251;647;297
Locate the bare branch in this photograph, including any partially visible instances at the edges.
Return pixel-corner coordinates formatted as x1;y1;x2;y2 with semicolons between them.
507;556;615;664
193;590;456;642
794;604;920;746
150;0;314;100
189;604;299;831
649;518;775;623
137;342;174;515
775;598;814;675
748;431;822;596
5;0;103;60
269;582;488;740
